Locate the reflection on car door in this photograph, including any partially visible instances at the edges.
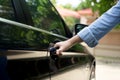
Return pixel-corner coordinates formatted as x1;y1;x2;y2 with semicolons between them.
0;0;95;80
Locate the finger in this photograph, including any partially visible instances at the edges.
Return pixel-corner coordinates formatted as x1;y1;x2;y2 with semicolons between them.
56;49;63;56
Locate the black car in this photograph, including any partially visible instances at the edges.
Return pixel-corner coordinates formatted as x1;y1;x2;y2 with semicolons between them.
0;0;95;80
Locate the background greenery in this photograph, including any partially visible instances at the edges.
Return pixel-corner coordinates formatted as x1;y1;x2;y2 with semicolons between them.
51;0;120;29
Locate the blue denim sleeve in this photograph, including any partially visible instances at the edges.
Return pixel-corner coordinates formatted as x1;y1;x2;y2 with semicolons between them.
77;0;120;47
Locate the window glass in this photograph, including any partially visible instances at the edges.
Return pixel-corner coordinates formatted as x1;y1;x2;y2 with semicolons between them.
0;0;49;50
0;22;60;50
0;0;66;50
0;0;15;20
25;0;66;36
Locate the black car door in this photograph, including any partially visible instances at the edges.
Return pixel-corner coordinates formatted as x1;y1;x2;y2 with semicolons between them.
0;0;95;80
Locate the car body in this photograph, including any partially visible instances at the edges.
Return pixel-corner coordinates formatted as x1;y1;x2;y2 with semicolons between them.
0;0;95;80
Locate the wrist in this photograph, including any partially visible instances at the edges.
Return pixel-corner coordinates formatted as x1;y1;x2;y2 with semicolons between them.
67;35;83;46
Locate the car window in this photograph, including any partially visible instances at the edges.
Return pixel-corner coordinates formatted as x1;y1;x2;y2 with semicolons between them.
0;0;66;50
0;0;15;20
25;0;66;36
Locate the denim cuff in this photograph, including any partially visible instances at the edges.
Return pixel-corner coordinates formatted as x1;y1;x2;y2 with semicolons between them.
77;27;98;47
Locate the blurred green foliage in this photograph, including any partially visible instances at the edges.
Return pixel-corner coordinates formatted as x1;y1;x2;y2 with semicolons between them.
51;0;120;29
76;0;119;29
76;0;117;15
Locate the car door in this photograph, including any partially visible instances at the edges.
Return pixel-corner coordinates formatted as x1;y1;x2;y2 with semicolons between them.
0;0;95;80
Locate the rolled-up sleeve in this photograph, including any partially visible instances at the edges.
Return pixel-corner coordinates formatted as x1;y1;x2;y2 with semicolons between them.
77;0;120;47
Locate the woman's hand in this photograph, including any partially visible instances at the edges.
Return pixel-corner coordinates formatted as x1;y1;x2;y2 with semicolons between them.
54;40;72;55
54;35;83;55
